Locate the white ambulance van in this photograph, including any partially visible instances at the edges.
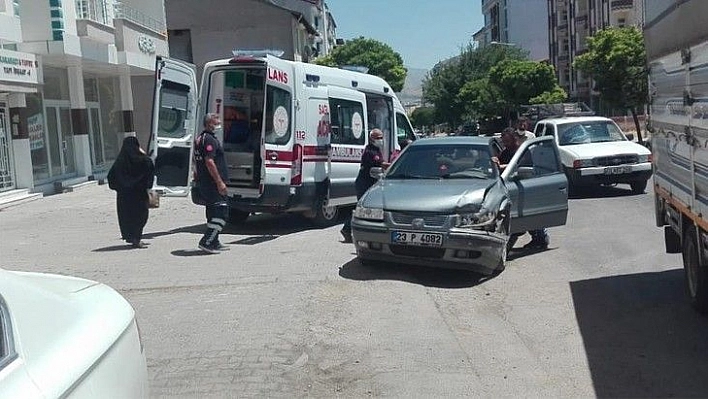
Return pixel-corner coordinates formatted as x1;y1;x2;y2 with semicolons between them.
148;51;416;225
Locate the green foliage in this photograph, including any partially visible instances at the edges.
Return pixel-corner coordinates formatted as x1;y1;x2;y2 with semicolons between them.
488;60;562;114
530;86;568;105
422;43;527;125
313;37;407;92
410;107;435;128
457;78;505;120
574;27;648;110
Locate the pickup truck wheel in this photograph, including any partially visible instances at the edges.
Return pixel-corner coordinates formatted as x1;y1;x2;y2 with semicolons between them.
630;180;648;194
228;210;249;224
682;227;708;313
309;196;338;227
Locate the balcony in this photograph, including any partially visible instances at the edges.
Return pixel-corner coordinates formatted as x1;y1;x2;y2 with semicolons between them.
114;2;166;36
576;14;588;23
611;0;633;11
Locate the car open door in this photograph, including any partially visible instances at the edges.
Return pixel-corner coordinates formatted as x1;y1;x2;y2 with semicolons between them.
148;56;198;197
501;136;568;234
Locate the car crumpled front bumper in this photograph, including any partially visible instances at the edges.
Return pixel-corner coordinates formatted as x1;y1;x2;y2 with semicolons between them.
351;219;507;275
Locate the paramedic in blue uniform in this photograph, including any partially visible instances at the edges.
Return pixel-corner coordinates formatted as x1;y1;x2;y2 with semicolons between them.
194;113;230;253
340;128;389;243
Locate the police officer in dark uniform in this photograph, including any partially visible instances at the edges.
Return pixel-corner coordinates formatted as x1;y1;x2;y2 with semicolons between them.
340;128;388;243
194;113;230;253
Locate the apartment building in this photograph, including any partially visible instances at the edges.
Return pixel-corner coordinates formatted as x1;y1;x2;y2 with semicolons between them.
265;0;337;58
478;0;549;61
165;0;334;73
548;0;643;109
0;0;168;195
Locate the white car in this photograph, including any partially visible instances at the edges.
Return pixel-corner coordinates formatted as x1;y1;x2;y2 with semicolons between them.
0;269;148;398
533;116;653;194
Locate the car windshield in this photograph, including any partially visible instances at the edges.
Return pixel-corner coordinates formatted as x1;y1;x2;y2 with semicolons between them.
387;143;496;180
557;120;627;146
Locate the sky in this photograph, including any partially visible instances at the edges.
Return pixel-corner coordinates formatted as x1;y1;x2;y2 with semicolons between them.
327;0;485;70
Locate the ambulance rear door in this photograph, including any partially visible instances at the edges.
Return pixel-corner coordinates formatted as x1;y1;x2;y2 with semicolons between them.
148;56;198;197
262;55;296;191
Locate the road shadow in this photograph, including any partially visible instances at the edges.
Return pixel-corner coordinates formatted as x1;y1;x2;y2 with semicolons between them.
506;246;558;261
171;249;217;257
142;224;204;239
92;244;138;252
569;185;645;200
338;258;492;289
570;269;708;397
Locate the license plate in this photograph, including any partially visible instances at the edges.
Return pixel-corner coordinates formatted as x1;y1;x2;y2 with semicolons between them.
391;231;443;247
604;166;632;175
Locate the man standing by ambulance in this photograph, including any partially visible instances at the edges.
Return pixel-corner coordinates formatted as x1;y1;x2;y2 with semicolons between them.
340;129;388;243
194;113;230;254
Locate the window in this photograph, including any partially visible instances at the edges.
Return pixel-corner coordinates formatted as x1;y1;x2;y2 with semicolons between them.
557;121;625;146
156;86;189;139
366;96;392;138
395;113;415;148
265;86;292;145
0;294;17;371
617;18;626;27
545;124;556;137
387;144;496;180
534;123;545;136
518;140;561;178
330;98;365;145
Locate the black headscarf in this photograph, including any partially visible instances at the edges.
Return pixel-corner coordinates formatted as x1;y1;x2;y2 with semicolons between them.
107;136;155;191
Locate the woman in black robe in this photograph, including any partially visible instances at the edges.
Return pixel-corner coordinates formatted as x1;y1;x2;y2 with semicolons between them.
107;136;155;248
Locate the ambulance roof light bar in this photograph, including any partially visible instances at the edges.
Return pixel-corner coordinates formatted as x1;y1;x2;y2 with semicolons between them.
230;49;285;63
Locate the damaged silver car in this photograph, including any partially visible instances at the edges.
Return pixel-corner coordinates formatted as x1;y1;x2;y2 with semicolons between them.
351;136;568;275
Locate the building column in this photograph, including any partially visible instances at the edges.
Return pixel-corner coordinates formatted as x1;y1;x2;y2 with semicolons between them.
8;93;33;190
68;65;93;178
119;73;135;138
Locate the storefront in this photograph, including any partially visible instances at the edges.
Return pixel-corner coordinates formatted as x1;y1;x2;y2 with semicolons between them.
0;48;40;193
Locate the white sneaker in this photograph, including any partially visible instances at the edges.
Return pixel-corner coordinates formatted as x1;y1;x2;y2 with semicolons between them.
198;244;219;254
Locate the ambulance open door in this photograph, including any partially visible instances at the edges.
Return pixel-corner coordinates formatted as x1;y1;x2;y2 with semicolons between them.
148;56;199;197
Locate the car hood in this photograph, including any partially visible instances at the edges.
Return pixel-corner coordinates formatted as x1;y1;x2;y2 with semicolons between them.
560;140;650;158
362;178;496;213
0;269;136;398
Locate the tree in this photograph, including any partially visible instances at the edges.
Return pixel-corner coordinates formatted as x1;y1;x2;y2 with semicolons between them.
574;27;648;144
314;37;407;92
410;107;435;129
422;43;527;126
457;78;505;121
488;60;566;116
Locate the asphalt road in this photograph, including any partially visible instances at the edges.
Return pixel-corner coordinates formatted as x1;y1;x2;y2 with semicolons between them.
1;183;707;398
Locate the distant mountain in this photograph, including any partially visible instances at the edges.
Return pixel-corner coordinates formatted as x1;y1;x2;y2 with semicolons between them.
398;67;428;105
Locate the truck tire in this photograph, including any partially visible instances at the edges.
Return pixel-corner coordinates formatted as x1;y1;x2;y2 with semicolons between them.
630;180;648;195
309;196;338;227
228;209;249;225
682;227;708;313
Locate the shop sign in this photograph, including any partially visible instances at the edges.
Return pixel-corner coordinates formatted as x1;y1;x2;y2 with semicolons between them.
28;113;44;151
0;49;39;85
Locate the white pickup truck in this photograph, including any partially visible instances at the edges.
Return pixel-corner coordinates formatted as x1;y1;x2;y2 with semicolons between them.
647;0;708;313
533;115;653;194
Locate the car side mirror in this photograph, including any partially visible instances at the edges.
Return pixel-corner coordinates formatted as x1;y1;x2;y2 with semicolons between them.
626;133;635;141
513;166;535;180
370;167;384;179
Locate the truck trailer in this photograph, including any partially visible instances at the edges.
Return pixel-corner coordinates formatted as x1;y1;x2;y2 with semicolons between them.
647;0;708;312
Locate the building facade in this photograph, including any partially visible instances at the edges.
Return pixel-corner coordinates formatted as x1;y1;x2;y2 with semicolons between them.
478;0;550;61
0;0;168;195
265;0;337;58
165;0;326;74
548;0;643;109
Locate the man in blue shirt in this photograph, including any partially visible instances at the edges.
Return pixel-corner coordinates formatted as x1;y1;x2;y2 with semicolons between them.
194;113;230;253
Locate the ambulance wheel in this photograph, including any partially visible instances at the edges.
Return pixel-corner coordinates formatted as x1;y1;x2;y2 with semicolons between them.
310;197;338;227
228;210;250;225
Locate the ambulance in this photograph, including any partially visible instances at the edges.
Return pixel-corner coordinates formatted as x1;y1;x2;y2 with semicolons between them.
148;51;416;225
